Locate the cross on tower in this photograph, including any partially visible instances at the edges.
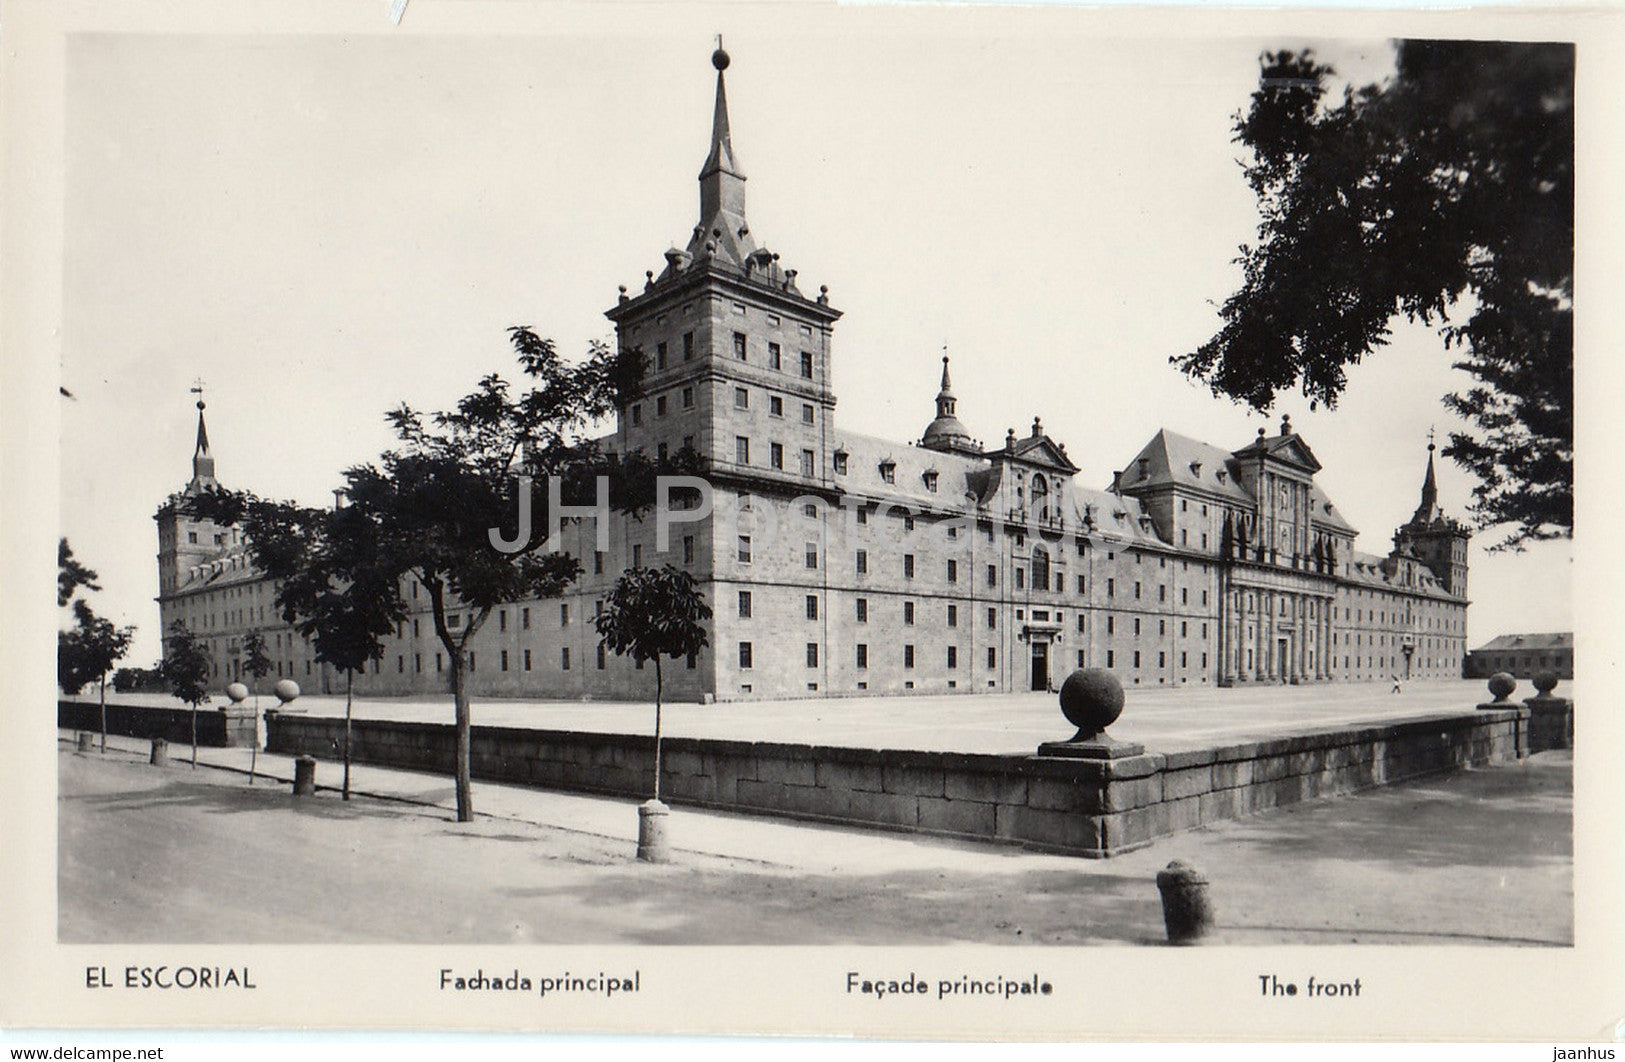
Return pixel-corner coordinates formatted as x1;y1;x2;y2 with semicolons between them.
189;378;207;408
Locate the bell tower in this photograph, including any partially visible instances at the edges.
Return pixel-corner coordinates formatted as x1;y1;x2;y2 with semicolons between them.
604;43;842;488
1394;434;1471;599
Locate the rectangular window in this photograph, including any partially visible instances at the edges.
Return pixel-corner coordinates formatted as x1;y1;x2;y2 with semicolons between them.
597;644;606;670
499;610;508;632
632;544;643;568
802;404;815;424
806;595;819;620
769;342;782;370
903;602;915;625
1016;568;1025;590
856;550;868;574
739;642;753;669
656;395;668;417
683;331;695;360
682;386;695;409
501;649;510;672
683;536;695;564
1107;578;1115;598
947;559;958;583
1107;649;1115;668
856;644;869;669
800;449;815;476
522;607;531;630
631;404;642;426
738;590;753;617
904;554;915;578
656;340;668;370
594;551;604;574
771;443;784;470
735;386;749;409
800;351;814;378
1134;618;1142;636
987;607;996;628
805;542;819;569
987;565;997;588
806;643;819;668
904;644;915;669
562;647;571;671
769;395;783;417
1159;584;1167;602
856;598;868;622
738;535;752;563
834;452;848;475
1108;615;1116;634
947;646;958;669
987;647;996;668
523;649;532;671
947;604;958;627
733;332;747;360
736;436;750;464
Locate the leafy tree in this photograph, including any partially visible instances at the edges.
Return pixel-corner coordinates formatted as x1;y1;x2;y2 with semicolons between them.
184;327;685;821
161;621;212;767
595;566;711;803
1174;41;1572;547
58;538;101;606
58;601;135;752
240;630;274;784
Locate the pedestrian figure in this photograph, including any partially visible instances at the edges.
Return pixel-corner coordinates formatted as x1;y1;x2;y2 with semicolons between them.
1390;675;1402;694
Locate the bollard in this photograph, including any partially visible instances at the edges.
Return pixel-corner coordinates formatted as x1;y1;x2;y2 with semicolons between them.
636;799;671;863
1156;860;1215;945
149;738;169;766
292;755;317;796
76;732;94;753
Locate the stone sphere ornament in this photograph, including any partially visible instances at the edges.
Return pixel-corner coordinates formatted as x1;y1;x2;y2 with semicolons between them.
1533;671;1560;696
225;682;249;704
1059;668;1125;740
273;679;301;705
1486;672;1517;703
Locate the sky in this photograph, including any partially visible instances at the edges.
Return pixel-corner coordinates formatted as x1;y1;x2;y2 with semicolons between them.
58;22;1572;668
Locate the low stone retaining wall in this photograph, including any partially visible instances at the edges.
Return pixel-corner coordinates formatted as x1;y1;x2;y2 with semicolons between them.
265;707;1528;857
58;699;255;747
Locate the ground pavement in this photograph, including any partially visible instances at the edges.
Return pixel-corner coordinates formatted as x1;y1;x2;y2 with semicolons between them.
58;729;1572;946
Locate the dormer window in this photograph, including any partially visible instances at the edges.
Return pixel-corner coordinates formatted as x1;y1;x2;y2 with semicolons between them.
923;471;938;493
1216;469;1228;483
879;460;896;484
1189;460;1202;476
833;450;848;475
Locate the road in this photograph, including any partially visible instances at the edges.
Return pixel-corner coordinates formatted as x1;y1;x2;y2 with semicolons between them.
58;742;1572;946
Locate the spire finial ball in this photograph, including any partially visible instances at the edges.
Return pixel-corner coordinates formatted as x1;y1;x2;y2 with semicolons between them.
712;47;730;71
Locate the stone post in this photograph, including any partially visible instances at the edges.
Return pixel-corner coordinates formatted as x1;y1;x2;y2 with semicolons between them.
637;799;671;863
1156;860;1215;945
149;738;169;766
76;732;94;753
292;755;317;796
1523;672;1573;754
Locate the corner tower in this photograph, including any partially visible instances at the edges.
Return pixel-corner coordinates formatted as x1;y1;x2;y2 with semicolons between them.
154;393;235;600
1394;435;1471;599
604;44;842;489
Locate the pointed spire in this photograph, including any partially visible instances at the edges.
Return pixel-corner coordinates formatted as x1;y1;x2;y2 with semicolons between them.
696;39;747;230
935;352;956;418
1409;429;1442;526
186;381;217;493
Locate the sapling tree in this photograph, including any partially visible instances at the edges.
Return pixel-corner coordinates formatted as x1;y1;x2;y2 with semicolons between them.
161;621;213;766
595;565;711;802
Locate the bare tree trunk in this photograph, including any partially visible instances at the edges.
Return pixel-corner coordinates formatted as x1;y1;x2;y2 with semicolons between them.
98;674;107;754
190;704;198;768
452;654;473;822
343;670;354;801
652;655;663;802
248;684;259;785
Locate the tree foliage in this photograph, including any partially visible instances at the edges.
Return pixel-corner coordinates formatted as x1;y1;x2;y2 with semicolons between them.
182;328;693;821
1175;41;1573;547
595;565;711;802
241;630;273;685
161;620;212;766
58;600;134;697
58;538;100;606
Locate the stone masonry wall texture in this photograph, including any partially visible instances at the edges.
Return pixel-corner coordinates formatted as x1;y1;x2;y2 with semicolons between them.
266;707;1527;857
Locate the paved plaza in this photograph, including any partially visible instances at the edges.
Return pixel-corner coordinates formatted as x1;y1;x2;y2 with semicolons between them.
82;678;1503;755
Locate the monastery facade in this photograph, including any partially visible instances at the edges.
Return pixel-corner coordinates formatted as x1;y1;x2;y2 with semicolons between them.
155;47;1471;702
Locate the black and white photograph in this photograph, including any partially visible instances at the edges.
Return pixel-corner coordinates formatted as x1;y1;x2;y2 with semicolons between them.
3;0;1620;1045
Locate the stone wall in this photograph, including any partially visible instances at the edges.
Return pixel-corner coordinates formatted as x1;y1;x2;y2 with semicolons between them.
265;707;1526;857
59;699;237;747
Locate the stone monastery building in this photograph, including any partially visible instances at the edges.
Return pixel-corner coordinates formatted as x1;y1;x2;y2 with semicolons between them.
156;47;1471;702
